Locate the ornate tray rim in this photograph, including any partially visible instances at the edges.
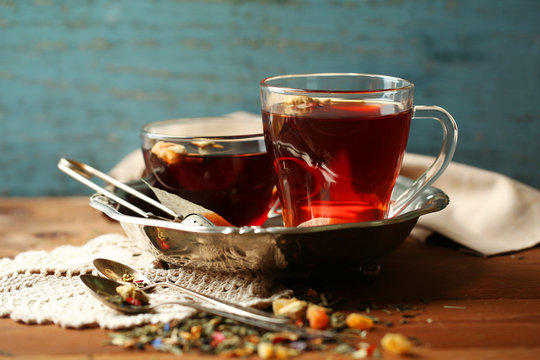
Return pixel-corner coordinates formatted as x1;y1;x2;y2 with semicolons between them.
87;176;449;272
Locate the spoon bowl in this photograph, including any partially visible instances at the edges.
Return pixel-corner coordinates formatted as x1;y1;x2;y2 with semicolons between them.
81;274;148;314
94;258;151;286
93;258;287;325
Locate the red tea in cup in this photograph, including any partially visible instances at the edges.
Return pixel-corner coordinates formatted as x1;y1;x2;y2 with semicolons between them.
141;117;275;227
262;99;412;226
260;73;457;227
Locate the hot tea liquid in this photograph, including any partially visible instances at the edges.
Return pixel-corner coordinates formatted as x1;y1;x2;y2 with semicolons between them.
143;149;275;227
263;99;412;226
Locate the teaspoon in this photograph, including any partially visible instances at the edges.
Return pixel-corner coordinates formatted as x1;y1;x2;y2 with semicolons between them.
80;274;347;341
58;158;216;226
93;258;287;325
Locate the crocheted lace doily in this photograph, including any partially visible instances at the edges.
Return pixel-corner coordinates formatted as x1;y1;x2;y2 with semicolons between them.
0;233;291;329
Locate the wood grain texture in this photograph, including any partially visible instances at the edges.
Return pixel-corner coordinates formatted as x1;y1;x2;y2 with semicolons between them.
1;0;539;196
1;196;539;359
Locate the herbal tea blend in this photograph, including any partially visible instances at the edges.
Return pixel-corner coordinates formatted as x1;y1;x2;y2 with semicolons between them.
109;287;418;358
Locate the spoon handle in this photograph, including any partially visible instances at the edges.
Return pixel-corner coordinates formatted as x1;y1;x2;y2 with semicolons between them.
58;158;179;220
145;282;288;325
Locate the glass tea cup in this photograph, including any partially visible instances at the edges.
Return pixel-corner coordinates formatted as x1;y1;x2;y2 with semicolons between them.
260;73;457;227
141;117;276;227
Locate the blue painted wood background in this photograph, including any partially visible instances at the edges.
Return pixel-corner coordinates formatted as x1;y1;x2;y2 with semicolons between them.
1;0;539;196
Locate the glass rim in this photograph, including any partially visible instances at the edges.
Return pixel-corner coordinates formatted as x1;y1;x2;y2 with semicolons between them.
141;117;265;141
260;73;414;94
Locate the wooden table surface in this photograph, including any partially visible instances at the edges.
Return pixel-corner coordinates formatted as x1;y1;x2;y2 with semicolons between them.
1;197;539;359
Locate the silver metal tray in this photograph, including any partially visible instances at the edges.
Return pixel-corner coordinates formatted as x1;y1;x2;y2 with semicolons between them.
89;176;448;274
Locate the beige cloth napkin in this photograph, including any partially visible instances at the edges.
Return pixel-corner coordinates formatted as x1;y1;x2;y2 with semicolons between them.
401;153;540;256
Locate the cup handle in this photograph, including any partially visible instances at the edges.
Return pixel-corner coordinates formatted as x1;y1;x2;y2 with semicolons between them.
388;105;458;218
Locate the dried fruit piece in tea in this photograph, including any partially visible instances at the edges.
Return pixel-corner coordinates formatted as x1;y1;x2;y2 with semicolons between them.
151;141;187;165
115;284;149;305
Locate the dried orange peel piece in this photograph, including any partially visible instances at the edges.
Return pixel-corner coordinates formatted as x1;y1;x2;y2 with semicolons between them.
345;313;374;330
306;304;330;330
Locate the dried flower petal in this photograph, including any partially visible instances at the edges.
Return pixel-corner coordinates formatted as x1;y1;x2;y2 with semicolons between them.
210;331;226;347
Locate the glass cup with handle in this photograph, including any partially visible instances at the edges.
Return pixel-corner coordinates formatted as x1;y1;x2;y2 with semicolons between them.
260;73;457;227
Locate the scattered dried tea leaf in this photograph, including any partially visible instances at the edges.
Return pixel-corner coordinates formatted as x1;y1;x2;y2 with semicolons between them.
330;312;347;329
443;305;467;310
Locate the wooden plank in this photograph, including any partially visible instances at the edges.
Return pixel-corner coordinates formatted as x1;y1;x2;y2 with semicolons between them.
0;197;122;258
1;299;539;358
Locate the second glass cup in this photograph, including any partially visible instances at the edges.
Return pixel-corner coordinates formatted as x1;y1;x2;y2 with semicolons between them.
141;117;276;227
